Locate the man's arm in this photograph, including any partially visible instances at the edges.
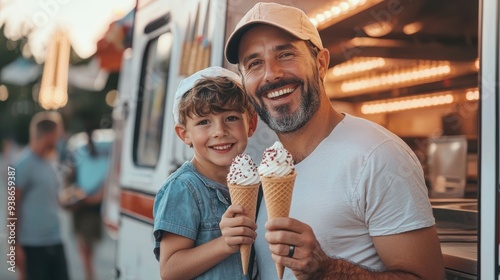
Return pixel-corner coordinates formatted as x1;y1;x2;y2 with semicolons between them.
370;226;444;279
265;218;445;280
13;189;26;280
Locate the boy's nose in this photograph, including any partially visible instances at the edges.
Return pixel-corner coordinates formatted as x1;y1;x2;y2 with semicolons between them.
212;122;228;138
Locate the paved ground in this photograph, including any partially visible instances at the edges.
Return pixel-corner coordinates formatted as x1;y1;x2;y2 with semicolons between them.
0;154;117;280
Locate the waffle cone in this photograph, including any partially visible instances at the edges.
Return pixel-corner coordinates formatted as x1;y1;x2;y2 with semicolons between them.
227;183;260;275
260;172;296;279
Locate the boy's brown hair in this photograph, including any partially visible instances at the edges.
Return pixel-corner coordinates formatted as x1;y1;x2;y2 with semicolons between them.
177;76;256;125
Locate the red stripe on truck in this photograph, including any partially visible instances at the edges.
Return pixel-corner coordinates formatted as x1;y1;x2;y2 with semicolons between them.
121;190;155;222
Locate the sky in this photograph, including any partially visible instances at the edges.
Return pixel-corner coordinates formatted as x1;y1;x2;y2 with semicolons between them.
0;0;135;62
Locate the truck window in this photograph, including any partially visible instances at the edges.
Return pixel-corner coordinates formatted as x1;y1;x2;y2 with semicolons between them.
134;32;172;167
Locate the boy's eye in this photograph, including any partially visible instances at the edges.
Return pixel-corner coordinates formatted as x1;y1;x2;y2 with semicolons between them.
196;119;210;125
226;115;240;122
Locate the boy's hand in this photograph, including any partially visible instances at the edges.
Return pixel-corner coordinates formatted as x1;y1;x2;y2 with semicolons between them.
219;205;258;254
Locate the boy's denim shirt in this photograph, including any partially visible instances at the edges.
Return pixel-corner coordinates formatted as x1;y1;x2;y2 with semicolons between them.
153;161;249;279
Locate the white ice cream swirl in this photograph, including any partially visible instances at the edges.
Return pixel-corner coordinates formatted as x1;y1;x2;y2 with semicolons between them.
227;154;260;185
258;141;295;178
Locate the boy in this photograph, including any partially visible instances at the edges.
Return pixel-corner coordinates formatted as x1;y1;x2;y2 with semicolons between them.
153;66;257;279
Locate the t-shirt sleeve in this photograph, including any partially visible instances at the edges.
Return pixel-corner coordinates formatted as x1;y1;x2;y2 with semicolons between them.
356;140;435;236
153;177;200;250
13;155;30;191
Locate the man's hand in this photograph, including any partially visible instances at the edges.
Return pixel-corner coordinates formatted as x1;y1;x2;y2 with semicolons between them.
219;205;258;254
15;246;26;280
265;217;330;280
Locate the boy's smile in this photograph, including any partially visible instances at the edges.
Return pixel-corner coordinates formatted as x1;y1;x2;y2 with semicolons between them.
177;110;256;184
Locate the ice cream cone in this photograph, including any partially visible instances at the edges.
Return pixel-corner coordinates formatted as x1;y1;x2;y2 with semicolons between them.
228;183;260;275
260;172;296;279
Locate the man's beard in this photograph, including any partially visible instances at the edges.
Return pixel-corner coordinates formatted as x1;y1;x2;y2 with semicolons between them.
247;71;321;134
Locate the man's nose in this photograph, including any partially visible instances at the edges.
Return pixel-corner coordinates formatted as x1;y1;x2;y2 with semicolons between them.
264;59;284;83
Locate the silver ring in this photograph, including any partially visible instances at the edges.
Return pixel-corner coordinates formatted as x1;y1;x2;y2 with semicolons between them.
288;245;295;258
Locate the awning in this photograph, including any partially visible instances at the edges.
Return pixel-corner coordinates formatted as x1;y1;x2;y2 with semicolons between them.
95;9;134;72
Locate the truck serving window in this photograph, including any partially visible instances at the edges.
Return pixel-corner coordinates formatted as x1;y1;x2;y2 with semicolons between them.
134;32;172;167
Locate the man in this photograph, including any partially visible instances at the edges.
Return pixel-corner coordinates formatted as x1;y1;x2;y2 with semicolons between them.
14;111;70;280
221;2;444;279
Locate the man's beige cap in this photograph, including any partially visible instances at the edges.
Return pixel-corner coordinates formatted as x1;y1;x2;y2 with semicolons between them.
225;2;323;64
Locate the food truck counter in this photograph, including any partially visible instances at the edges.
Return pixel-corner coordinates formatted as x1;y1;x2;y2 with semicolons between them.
432;199;478;279
441;242;477;279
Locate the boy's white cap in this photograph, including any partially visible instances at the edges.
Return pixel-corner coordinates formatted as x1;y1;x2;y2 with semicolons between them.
173;66;242;124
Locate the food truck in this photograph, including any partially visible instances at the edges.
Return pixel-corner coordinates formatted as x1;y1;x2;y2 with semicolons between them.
101;0;499;279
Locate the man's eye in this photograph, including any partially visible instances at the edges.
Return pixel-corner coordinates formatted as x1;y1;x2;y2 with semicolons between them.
247;60;261;69
279;52;293;59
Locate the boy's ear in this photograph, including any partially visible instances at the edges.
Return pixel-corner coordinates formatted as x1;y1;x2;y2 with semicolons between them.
175;124;192;146
247;114;258;137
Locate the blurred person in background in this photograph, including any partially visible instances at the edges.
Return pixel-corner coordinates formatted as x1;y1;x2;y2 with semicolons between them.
61;124;112;280
13;111;70;280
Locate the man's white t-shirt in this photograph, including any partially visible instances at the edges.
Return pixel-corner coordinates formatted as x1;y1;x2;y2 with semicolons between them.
254;114;435;279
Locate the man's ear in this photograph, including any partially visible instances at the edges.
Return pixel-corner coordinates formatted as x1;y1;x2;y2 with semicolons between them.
317;48;330;80
175;124;192;146
247;114;258;137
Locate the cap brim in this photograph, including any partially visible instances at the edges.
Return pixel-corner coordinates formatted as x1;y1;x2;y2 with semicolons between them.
225;21;310;64
225;23;258;64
